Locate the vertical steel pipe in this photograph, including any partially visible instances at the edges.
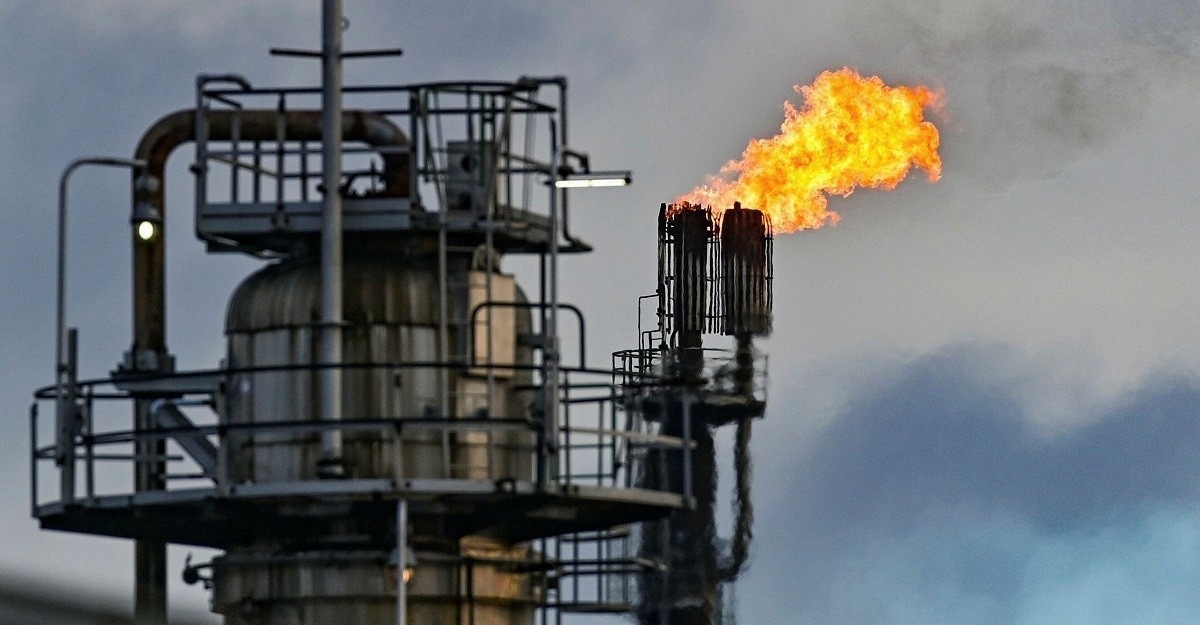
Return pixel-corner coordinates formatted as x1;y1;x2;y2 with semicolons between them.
544;118;561;489
396;498;408;625
318;0;345;475
118;99;405;622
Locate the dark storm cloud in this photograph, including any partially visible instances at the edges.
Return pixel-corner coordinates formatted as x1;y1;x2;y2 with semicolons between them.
742;344;1200;624
793;344;1200;537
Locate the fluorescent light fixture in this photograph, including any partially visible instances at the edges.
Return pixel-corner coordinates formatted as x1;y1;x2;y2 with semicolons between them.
555;178;627;188
554;171;631;189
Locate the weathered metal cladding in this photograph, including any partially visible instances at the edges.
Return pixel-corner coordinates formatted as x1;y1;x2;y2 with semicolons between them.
719;207;772;337
211;540;538;625
218;250;538;624
665;207;712;381
223;252;533;483
668;208;712;336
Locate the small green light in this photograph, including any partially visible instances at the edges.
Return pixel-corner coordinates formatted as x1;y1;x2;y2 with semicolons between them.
136;220;156;241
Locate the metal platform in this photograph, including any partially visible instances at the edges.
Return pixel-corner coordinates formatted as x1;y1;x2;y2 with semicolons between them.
35;482;682;548
188;79;602;257
199;199;581;255
31;362;692;547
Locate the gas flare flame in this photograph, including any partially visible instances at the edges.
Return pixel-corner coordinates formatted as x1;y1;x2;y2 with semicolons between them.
676;68;943;233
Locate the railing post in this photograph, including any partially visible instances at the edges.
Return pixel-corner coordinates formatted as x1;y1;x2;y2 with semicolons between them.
57;156;146;505
396;498;408;625
58;328;79;504
681;392;692;506
216;372;233;497
84;386;95;504
392;421;405;489
29;403;38;515
543;118;562;492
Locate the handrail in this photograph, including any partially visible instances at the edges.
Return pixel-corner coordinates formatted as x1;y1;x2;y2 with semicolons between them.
33;359;666;400
469;301;587;369
30;380;690;508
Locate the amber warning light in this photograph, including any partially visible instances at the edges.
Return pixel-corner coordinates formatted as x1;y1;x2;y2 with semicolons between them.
676;67;944;234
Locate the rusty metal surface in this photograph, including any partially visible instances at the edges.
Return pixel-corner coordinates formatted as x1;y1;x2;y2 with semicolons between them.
718;207;772;337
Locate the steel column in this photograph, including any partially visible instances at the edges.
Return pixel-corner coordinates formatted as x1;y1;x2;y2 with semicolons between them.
318;0;346;475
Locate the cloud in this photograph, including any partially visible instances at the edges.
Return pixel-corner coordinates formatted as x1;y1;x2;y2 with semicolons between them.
800;345;1200;531
43;1;308;42
1110;0;1200;60
846;0;1198;185
742;344;1200;624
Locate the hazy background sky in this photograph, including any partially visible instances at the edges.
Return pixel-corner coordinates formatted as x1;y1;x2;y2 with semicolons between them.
2;1;1199;623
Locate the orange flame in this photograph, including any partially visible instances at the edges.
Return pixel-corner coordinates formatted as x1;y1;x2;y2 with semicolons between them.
676;68;943;233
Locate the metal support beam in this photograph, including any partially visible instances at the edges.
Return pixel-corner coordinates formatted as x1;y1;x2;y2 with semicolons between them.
149;400;219;479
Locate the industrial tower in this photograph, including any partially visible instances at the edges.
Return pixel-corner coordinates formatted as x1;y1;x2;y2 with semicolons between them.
31;11;770;625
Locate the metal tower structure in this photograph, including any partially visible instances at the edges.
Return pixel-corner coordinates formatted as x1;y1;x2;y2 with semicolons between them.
31;21;769;625
617;202;772;625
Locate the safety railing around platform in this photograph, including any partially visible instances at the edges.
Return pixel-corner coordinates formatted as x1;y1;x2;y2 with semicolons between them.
29;360;688;515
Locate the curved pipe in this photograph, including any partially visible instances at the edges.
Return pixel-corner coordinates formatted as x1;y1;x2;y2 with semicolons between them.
134;108;410;205
128;107;411;359
124;109;412;608
127;108;414;533
197;73;252;93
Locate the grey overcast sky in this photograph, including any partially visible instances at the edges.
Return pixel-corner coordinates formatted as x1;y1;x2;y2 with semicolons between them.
2;1;1200;623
